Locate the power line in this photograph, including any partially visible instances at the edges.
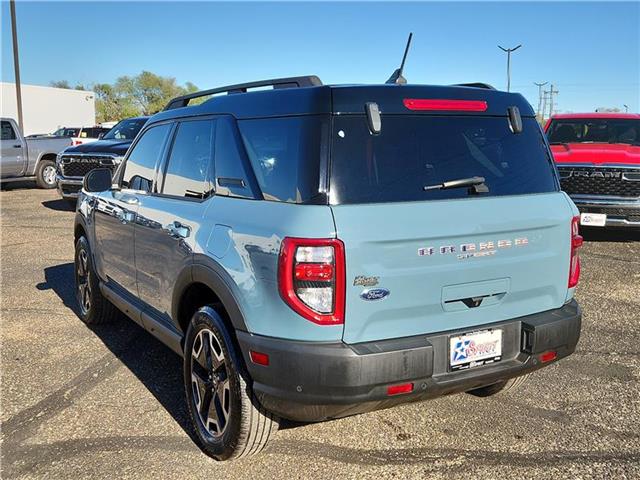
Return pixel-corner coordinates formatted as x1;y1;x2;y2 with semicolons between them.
534;81;548;120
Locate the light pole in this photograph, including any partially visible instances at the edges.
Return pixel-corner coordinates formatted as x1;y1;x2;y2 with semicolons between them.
624;104;629;113
10;0;24;132
498;44;522;92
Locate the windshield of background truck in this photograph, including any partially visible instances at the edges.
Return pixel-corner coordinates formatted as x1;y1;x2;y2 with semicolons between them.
103;119;147;141
330;115;557;204
547;118;640;145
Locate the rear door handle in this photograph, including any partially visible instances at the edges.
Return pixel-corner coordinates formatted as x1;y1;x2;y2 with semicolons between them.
12;144;22;148
164;221;191;239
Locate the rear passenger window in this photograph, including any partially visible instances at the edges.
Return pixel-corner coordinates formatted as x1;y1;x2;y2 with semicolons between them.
1;121;16;140
214;117;254;199
122;123;172;192
238;116;325;203
162;120;214;199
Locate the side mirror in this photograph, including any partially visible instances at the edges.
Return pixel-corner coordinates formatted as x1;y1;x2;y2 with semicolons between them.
98;133;104;139
83;168;112;192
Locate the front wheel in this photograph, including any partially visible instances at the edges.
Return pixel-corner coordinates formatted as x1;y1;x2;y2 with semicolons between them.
183;307;278;460
75;236;119;325
35;160;57;189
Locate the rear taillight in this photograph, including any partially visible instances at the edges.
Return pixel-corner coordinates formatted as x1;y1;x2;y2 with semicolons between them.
73;140;81;145
568;216;583;288
278;237;345;325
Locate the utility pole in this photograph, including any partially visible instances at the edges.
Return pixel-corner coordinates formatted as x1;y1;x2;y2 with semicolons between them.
10;0;24;133
547;84;559;118
624;104;629;113
534;82;548;120
498;44;522;92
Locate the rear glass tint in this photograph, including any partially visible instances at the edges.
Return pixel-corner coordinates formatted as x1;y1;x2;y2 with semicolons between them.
238;116;326;203
330;116;557;204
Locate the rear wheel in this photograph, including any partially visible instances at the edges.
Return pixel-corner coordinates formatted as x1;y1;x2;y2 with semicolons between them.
35;160;57;189
466;373;531;397
183;306;278;460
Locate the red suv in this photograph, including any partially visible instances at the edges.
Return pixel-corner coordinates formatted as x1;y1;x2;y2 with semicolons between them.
545;113;640;228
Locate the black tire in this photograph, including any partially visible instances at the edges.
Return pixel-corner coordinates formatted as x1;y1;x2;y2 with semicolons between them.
183;306;278;460
74;236;119;325
35;159;57;189
466;373;531;397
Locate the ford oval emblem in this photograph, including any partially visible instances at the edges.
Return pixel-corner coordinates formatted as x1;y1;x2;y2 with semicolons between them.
360;288;390;301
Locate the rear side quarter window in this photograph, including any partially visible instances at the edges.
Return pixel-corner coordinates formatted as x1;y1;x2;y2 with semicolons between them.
238;116;326;204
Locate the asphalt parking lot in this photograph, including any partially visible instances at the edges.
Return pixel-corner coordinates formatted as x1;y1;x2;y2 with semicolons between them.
1;183;639;479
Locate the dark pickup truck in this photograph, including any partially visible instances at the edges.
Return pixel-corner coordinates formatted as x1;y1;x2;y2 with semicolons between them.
56;117;148;202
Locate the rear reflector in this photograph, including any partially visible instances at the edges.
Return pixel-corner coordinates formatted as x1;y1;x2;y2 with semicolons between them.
403;98;488;112
387;383;414;396
539;350;557;363
249;350;270;366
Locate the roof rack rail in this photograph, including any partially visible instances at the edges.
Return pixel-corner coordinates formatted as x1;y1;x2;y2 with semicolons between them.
453;83;496;90
164;75;323;110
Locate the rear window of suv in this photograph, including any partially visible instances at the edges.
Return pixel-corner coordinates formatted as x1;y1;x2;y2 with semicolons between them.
330;115;557;204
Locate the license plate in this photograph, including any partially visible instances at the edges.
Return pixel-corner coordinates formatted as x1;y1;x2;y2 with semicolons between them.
580;212;606;227
449;329;502;371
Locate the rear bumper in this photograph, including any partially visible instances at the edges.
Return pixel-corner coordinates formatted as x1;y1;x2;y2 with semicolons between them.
238;300;581;422
56;175;83;199
570;195;640;228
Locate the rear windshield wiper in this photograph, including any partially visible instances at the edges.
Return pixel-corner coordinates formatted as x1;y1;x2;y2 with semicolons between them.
424;176;489;194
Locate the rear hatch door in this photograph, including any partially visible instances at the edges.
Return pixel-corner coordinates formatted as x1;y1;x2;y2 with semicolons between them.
329;111;573;344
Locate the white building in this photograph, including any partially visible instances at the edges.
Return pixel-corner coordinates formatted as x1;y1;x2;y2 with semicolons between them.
1;82;96;136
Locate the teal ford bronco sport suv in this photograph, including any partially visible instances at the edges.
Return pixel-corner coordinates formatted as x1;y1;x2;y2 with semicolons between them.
74;75;582;460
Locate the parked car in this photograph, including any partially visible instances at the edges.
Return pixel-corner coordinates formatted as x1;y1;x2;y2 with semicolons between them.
27;126;110;145
545;113;640;228
0;117;72;189
56;117;148;202
75;76;582;461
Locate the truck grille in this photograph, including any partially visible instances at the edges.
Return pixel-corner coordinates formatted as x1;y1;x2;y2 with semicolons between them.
60;155;117;177
557;166;640;198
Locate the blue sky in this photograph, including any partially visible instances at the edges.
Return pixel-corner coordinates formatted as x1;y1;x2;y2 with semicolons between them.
2;1;639;113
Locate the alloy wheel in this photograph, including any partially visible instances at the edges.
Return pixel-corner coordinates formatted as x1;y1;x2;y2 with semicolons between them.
190;328;231;438
76;249;91;314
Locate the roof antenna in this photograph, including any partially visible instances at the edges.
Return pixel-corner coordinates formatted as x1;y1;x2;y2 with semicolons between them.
386;33;413;85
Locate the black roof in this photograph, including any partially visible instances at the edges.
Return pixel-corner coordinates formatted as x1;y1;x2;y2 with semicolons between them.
148;76;535;126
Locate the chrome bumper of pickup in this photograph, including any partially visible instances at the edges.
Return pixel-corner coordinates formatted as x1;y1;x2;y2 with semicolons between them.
569;195;640;228
56;175;83;199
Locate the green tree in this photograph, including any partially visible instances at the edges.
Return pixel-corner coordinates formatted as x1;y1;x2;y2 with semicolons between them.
94;83;138;123
49;80;71;89
115;71;197;115
51;72;198;123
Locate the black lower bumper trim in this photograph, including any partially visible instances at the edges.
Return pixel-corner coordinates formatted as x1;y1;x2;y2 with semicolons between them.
237;300;581;422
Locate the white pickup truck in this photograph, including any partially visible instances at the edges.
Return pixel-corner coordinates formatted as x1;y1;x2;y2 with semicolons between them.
1;118;72;189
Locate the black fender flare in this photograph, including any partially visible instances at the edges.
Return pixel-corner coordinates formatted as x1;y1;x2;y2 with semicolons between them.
171;255;249;334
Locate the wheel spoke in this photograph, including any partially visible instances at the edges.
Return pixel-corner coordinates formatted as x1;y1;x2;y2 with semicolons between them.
202;333;214;371
199;385;213;420
216;378;231;422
